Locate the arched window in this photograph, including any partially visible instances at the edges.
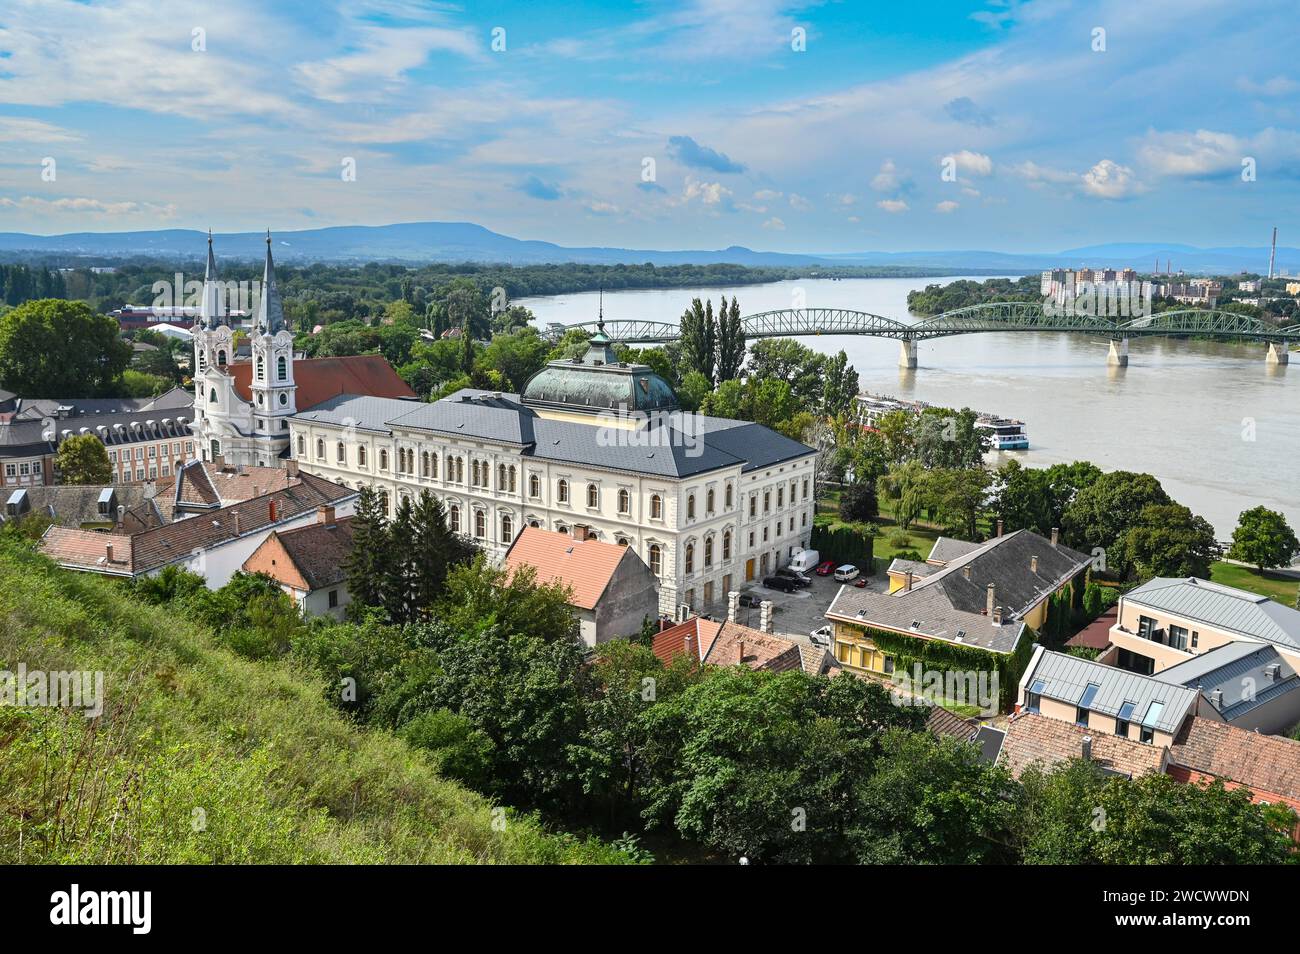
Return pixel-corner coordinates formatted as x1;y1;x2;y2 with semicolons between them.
209;388;218;403
707;489;715;513
448;505;460;533
618;489;630;514
474;510;486;538
198;351;206;371
704;536;714;567
529;519;540;528
455;457;464;483
430;453;437;478
725;484;733;509
336;442;345;463
802;479;809;500
778;487;784;508
255;356;265;381
471;460;480;486
296;435;305;456
685;542;695;574
277;355;287;380
529;474;540;498
217;350;227;367
508;466;516;492
557;480;569;503
315;438;324;459
501;514;513;543
687;495;696;520
651;494;662;519
749;495;757;518
358;445;367;467
616;536;630;547
421;451;429;477
587;483;598;508
498;463;506;489
380;449;389;471
648;544;662;577
723;530;732;560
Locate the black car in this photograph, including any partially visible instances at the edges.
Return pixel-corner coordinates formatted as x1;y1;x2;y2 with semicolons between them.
762;575;801;593
773;568;813;588
736;592;763;608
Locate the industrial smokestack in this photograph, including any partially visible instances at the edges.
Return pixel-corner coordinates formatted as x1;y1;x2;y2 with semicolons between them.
1269;226;1278;280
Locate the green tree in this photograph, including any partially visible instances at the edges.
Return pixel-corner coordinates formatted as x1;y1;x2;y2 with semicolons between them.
383;495;419;622
714;295;746;382
678;297;716;383
839;481;878;523
480;327;549;392
820;349;859;417
1228;506;1300;571
1124;503;1219;579
1063;470;1171;578
746;338;825;406
436;554;577;643
408;490;473;616
54;434;111;484
0;299;131;396
343;487;393;615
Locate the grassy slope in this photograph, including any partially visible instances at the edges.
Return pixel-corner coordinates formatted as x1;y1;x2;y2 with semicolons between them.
1210;561;1299;606
0;541;624;864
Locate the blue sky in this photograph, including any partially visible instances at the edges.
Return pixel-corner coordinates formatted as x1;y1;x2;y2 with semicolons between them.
0;0;1297;252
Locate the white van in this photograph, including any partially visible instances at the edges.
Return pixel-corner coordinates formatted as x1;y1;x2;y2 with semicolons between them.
788;548;820;573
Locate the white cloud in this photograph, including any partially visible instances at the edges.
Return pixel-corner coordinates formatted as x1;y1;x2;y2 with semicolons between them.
871;159;905;193
934;200;959;213
752;189;783;201
876;199;908;213
788;193;812;211
0;195;177;217
0;116;80;143
293;25;482;103
1136;129;1244;178
761;217;785;230
1080;159;1141;199
1235;75;1299;97
681;176;732;206
950;150;993;176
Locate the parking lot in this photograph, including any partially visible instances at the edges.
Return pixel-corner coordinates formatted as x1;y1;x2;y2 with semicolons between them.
728;563;890;641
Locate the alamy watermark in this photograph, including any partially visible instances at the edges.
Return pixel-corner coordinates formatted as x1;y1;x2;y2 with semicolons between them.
890;664;999;717
594;408;706;457
1;664;104;718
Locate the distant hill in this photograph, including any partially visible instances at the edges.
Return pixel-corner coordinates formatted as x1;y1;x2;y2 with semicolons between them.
0;221;1294;274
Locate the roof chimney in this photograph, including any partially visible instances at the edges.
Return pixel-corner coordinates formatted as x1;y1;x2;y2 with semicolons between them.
992;605;1003;626
105;543;114;564
116;504;125;529
962;565;971;580
1081;736;1092;761
319;504;336;528
233;510;242;535
1030;554;1039;573
737;639;747;664
683;631;696;661
904;570;914;591
1266;663;1281;682
1210;688;1224;709
1050;527;1059;547
996;519;1004;537
986;583;996;615
268;498;278;522
286;459;299;478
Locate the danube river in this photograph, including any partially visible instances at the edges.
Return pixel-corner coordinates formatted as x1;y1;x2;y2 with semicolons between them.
517;277;1299;538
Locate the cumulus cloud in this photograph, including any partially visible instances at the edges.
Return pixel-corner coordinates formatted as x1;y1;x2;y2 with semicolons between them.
935;200;959;213
667;135;746;173
1080;159;1141;199
1137;129;1246;179
871;159;906;193
761;217;785;230
681;176;733;206
950;150;994;176
788;193;812;211
876;199;908;213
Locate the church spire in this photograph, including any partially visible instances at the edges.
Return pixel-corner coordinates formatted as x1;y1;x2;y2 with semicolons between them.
255;229;286;335
198;228;226;329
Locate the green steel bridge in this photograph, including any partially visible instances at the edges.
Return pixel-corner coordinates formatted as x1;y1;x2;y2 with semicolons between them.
546;302;1299;367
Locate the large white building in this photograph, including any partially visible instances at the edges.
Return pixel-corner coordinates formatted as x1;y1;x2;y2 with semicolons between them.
289;325;818;617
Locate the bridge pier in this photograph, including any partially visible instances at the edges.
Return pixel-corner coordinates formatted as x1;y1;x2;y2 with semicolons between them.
1107;337;1129;367
1267;342;1290;365
899;338;918;370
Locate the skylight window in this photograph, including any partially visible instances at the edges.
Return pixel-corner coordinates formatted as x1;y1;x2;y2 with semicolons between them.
1117;701;1136;722
1142;700;1164;728
1078;683;1100;709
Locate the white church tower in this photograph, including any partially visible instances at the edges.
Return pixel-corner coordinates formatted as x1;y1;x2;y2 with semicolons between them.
191;231;295;468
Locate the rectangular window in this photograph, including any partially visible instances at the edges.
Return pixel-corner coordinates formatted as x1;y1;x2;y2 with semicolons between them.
1137;615;1156;639
1191;630;1199;649
328;589;339;608
1116;701;1135;738
1026;679;1046;713
1169;624;1188;651
3;464;14;477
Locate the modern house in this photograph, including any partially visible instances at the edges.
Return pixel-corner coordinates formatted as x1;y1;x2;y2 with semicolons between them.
38;471;357;587
1104;576;1300;677
242;505;354;619
503;525;660;647
825;529;1092;690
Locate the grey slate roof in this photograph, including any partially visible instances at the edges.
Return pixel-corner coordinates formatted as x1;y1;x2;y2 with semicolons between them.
827;529;1091;655
1123;577;1300;651
1023;648;1199;734
294;390;815;480
928;536;983;564
888;558;937;579
1154;641;1300;723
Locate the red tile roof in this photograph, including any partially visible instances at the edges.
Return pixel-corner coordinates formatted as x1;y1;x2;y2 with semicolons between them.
1169;717;1300;803
246;516;355;592
1000;711;1168;779
1066;606;1118;650
651;617;721;666
651;617;803;673
227;354;414;411
40;472;355;576
504;526;638;610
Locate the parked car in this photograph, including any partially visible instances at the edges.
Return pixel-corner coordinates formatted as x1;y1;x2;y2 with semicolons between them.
774;568;812;587
833;564;860;582
762;575;801;593
737;592;763;608
809;625;833;646
815;560;837;576
853;576;868;588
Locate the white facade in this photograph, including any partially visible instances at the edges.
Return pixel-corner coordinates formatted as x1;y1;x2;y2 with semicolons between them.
289;416;817;617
